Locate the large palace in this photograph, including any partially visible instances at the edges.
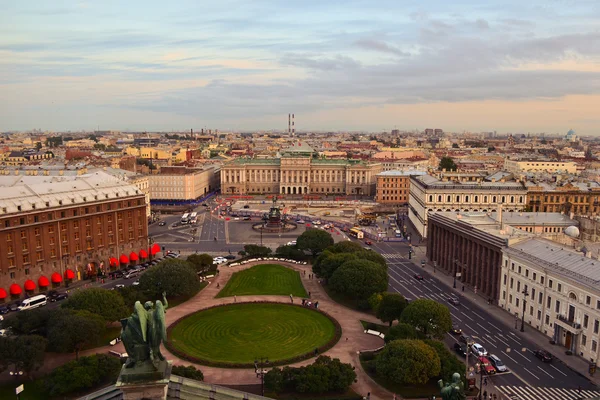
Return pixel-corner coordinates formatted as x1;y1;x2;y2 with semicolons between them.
220;143;382;196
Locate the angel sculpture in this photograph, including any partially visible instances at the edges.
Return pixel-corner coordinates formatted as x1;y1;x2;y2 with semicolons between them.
120;292;168;368
439;372;466;400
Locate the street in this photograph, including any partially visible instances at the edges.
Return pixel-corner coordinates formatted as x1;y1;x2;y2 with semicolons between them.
368;240;599;395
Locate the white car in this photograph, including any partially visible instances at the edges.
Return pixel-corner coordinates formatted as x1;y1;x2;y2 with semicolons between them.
471;343;488;357
287;241;297;246
213;257;227;265
132;280;140;286
114;284;125;289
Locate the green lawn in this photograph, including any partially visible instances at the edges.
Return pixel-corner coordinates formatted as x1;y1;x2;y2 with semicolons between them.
216;264;307;298
168;303;336;365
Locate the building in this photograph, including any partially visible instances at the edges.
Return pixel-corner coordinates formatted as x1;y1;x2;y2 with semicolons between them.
221;143;381;196
149;165;220;201
500;238;600;362
505;158;578;175
0;175;149;301
89;168;151;219
408;174;527;238
526;182;600;216
375;170;427;206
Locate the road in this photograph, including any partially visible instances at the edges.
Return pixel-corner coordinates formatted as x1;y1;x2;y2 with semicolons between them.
367;240;598;392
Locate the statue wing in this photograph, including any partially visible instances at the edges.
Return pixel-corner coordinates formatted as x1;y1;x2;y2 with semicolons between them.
134;301;148;342
155;300;167;342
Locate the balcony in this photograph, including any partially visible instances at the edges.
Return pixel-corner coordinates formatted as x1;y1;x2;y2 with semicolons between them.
555;314;582;334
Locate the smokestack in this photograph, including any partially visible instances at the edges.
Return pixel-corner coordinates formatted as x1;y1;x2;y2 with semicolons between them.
288;113;291;135
292;113;295;135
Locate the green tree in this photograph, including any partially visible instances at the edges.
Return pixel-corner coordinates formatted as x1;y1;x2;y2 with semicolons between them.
329;260;388;308
425;340;465;383
375;292;408;326
297;229;334;256
0;335;47;376
368;292;383;311
35;141;42;151
264;367;285;392
62;287;127;323
487;146;496;152
45;354;121;397
400;299;452;339
9;308;52;335
439;156;457;171
275;245;306;260
452;143;459;149
326;241;364;254
313;252;357;279
187;253;213;273
47;309;105;359
359;249;387;267
172;365;204;381
375;339;441;385
244;244;272;257
384;323;420;343
139;258;200;298
93;143;106;151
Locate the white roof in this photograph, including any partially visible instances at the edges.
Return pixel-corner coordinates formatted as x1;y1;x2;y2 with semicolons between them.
0;173;142;214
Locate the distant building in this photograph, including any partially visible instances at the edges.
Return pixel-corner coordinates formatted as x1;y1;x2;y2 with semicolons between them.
375;170;427;206
149;165;220;201
504;158;578;175
526;182;600;216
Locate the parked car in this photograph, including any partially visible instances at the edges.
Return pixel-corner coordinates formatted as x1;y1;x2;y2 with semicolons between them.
448;296;460;306
51;293;68;302
132;280;140;286
158;222;166;226
459;334;472;344
365;240;373;245
478;356;496;375
47;290;59;300
471;343;488;357
243;205;250;209
243;216;251;221
286;241;297;246
224;255;236;260
534;349;554;363
453;343;467;357
449;326;462;335
7;303;19;312
413;274;424;281
488;354;507;372
296;219;305;224
0;304;9;315
114;284;125;289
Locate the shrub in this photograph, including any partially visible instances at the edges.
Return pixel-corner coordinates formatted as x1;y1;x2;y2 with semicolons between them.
375;339;441;385
139;258;201;298
45;354;121;397
62;288;127;323
172;365;204;381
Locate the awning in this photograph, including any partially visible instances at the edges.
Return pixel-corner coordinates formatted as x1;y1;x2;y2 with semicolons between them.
64;269;75;280
129;252;139;262
51;272;63;283
9;283;22;296
109;257;119;267
38;276;50;287
0;288;7;299
139;249;148;259
151;243;160;255
119;254;129;264
24;279;36;291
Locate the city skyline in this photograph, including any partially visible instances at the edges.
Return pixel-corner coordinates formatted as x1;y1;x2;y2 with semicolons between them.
2;1;600;133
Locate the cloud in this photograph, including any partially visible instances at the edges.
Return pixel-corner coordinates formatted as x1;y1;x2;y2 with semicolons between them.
354;38;409;57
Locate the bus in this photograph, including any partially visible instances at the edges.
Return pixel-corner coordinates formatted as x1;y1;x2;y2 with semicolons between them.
349;227;364;239
190;212;198;224
181;213;190;224
18;294;47;311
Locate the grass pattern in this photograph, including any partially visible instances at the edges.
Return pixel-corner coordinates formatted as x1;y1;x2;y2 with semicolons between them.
216;264;307;298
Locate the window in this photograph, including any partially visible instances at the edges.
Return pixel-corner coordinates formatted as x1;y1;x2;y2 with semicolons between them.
525;269;529;278
533;272;537;281
23;255;29;264
530;305;534;316
61;211;65;218
510;278;514;289
502;291;506;300
584;315;589;329
582;335;587;347
34;215;39;223
547;296;551;308
60;223;66;231
541;276;545;285
555;300;560;313
20;230;26;238
531;288;536;299
7;244;13;254
37;251;43;261
593;340;598;353
548;279;553;289
34;228;40;236
586;296;591;306
537;310;542;320
545;315;550;325
21;241;28;251
597;300;600;310
509;294;513;304
36;238;41;248
516;298;520;307
48;213;53;220
594;320;599;334
85;219;90;226
73;209;78;216
517;281;521;292
74;232;80;240
20;217;25;225
50;248;56;257
73;221;79;228
503;274;507;285
518;266;522;274
557;283;562;292
48;226;54;233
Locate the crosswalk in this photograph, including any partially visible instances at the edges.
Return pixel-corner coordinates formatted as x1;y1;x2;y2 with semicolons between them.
497;385;600;400
381;253;405;259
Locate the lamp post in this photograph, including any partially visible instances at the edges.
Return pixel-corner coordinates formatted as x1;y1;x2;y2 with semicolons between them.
148;236;154;263
520;286;529;332
254;357;269;396
477;362;484;400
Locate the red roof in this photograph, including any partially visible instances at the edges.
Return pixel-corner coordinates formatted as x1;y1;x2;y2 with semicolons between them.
38;276;50;287
0;288;7;299
109;257;119;267
120;254;129;264
9;283;22;296
24;279;36;291
139;249;148;259
64;269;75;280
151;243;160;255
129;252;139;262
51;272;63;283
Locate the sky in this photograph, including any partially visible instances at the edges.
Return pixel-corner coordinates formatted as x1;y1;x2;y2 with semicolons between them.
1;0;600;134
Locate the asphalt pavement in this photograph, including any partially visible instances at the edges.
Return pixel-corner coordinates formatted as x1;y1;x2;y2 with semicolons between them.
367;239;598;393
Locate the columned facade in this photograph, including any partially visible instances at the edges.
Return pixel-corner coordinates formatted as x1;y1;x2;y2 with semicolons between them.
427;213;507;300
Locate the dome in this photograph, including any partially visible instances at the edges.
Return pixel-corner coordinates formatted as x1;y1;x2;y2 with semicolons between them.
564;226;580;238
567;129;575;135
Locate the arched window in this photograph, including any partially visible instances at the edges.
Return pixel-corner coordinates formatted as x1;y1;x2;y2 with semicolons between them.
438;195;442;202
465;196;470;202
502;196;506;203
493;196;497;203
475;196;478;202
429;195;433;202
447;195;451;202
484;196;488;202
510;196;515;203
456;195;460;202
519;196;523;203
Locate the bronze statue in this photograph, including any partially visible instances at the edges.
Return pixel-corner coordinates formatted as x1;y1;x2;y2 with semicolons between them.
438;372;466;400
121;292;168;369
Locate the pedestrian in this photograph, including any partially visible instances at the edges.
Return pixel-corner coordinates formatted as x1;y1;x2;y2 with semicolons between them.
462;285;465;292
303;270;306;276
346;337;349;341
308;291;311;297
484;377;487;386
290;294;293;303
302;299;306;306
483;391;487;399
234;295;237;303
367;392;370;400
393;394;396;400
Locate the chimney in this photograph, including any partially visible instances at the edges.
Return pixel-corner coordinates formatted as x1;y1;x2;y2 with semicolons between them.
497;203;503;229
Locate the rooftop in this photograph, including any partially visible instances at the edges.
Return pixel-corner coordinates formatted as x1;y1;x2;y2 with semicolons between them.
501;212;577;226
377;169;428;177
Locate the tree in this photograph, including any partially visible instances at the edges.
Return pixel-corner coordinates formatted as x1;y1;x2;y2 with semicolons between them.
47;310;105;359
187;253;213;273
375;339;441;385
487;146;496;152
139;258;200;298
45;354;121;397
93;143;106;151
400;299;452;339
425;340;465;383
172;365;204;381
35;141;42;151
384;323;420;343
0;335;47;376
329;260;388;308
62;287;127;323
313;251;357;279
297;229;334;256
326;241;364;254
439;156;457;171
452;143;459;148
244;244;272;257
275;245;306;260
359;249;387;267
375;292;408;326
264;367;285;392
10;308;53;335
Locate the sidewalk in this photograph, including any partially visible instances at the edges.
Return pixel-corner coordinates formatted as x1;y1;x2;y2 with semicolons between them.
410;247;600;388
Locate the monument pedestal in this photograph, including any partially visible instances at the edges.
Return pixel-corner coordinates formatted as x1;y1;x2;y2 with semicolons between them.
116;360;172;400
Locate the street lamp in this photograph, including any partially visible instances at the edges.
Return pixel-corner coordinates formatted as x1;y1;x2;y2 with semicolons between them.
520;286;529;332
254;357;269;396
148;236;154;263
